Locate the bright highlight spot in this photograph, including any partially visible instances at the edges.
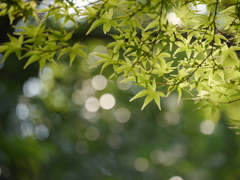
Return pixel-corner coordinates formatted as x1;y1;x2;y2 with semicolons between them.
81;108;99;122
16;103;29;120
166;94;183;110
35;124;49;140
82;79;95;94
92;75;107;90
117;76;131;90
115;107;131;123
167;12;181;25
85;126;100;141
72;89;87;105
134;157;149;172
85;97;100;112
200;120;215;135
21;122;34;137
170;176;183;180
40;67;53;80
164;111;180;125
23;77;41;97
191;3;207;14
66;0;98;14
100;94;115;109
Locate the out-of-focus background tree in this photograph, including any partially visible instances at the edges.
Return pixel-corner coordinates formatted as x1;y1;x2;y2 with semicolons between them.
0;1;240;180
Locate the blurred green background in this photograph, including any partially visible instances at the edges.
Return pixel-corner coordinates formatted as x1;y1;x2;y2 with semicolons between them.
1;3;240;180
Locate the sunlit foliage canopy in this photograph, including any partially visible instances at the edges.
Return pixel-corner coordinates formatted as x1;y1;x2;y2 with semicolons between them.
1;0;240;124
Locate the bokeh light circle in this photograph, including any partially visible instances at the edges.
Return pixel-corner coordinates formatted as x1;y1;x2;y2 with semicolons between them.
85;97;100;112
16;103;29;120
117;76;131;90
134;157;149;172
166;12;181;25
92;75;107;90
169;176;183;180
115;107;131;123
200;120;215;135
35;124;49;141
85;126;100;141
100;94;115;109
23;77;41;97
